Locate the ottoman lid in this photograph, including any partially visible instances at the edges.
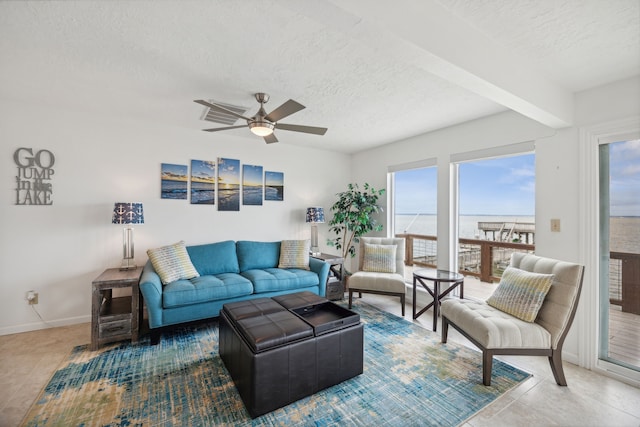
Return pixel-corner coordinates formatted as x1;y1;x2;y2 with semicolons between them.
222;298;286;322
272;291;328;310
237;310;313;353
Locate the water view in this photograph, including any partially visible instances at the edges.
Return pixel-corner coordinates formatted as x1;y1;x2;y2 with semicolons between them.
395;214;640;253
242;164;263;206
218;186;240;211
190;182;215;204
243;186;263;205
161;179;188;199
161;163;188;200
190;159;215;205
265;171;284;201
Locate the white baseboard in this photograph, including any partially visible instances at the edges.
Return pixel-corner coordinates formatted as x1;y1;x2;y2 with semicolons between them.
562;351;579;365
0;315;90;336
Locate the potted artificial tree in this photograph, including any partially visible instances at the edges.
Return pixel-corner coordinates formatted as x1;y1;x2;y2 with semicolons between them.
327;183;385;277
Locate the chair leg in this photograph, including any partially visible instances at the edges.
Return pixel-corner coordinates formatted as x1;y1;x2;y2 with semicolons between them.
348;289;353;308
482;351;493;386
441;317;449;343
549;349;568;386
400;294;405;316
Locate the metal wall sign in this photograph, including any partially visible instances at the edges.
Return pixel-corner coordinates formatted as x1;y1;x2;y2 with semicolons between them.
14;147;55;205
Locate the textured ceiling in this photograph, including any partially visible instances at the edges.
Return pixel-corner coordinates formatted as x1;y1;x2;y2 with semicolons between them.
1;0;638;153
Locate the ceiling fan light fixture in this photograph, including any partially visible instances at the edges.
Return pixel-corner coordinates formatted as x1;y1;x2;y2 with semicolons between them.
249;121;275;137
195;95;326;143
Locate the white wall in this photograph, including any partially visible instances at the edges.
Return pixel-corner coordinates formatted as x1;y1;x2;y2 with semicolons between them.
351;110;555;268
351;76;640;364
0;101;350;335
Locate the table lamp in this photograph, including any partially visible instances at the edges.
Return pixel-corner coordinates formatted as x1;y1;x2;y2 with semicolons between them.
306;207;325;256
112;202;144;270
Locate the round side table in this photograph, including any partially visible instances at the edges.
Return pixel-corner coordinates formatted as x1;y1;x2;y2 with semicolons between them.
412;268;464;331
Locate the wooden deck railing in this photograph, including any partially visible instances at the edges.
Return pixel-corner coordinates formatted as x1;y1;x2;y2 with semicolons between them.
396;233;534;283
610;251;640;315
397;233;640;314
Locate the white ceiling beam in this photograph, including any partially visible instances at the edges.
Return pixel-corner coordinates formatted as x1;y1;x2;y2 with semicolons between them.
294;0;574;128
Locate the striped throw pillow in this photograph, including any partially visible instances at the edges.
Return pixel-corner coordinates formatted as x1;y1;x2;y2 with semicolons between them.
147;241;200;285
487;267;554;322
278;240;310;270
362;243;397;273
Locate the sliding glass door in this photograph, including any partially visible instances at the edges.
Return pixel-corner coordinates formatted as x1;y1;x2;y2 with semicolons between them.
599;139;640;372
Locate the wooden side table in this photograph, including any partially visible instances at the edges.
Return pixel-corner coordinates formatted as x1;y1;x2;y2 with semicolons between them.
311;253;344;301
91;266;143;350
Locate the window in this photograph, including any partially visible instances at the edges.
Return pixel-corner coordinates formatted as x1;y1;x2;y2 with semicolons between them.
455;152;535;285
390;165;437;278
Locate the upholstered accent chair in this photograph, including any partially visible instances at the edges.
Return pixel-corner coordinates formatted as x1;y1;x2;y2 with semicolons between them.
441;253;585;386
348;237;407;316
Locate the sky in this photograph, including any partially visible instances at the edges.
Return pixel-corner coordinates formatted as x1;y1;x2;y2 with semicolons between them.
161;163;188;181
218;158;240;185
242;164;263;186
395;142;640;217
265;171;284;186
458;154;535;216
608;139;640;217
190;160;215;181
394;167;438;215
395;154;535;216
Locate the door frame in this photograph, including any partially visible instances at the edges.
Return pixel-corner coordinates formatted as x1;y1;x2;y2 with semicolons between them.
579;117;640;386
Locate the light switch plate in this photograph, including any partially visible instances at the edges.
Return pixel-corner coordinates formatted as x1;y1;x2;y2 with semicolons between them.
551;219;561;232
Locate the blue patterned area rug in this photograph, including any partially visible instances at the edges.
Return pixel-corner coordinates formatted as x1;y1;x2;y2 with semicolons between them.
21;300;530;427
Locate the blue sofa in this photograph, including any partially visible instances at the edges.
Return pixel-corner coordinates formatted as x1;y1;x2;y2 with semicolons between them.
139;240;330;343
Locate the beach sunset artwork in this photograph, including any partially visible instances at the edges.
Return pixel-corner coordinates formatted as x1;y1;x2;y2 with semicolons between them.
161;163;188;200
190;160;216;205
242;164;263;206
265;171;284;201
217;158;240;211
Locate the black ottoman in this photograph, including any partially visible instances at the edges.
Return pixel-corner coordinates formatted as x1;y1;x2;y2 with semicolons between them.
219;292;364;418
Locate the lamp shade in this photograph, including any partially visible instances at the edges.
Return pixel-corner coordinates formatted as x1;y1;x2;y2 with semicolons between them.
305;207;325;223
112;203;144;224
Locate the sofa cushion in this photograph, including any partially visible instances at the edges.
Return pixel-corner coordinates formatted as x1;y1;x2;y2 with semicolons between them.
162;273;253;309
187;240;240;275
278;239;310;270
147;241;200;285
237;241;280;272
487;267;554;322
241;268;319;293
362;243;397;273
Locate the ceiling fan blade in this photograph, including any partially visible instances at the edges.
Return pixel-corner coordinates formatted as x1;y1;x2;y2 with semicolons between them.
275;123;328;135
202;125;247;132
194;99;251;121
263;133;279;144
265;99;305;122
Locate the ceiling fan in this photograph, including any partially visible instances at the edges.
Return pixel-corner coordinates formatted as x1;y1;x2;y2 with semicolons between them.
194;93;328;144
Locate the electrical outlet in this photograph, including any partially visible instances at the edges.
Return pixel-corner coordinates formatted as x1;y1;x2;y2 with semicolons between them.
550;219;561;232
27;291;38;305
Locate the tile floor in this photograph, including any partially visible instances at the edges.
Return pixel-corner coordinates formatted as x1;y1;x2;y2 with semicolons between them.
1;295;639;427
